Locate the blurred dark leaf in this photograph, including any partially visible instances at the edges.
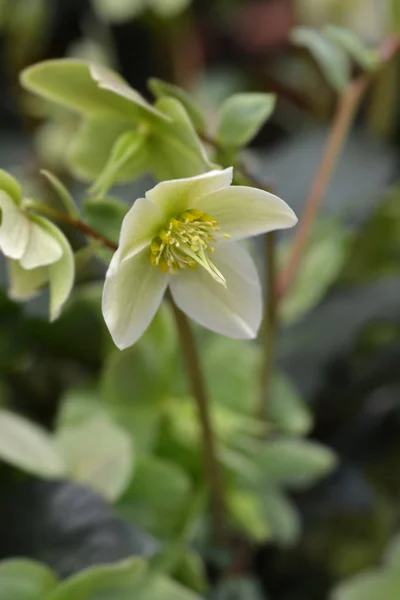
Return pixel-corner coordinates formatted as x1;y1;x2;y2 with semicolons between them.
0;480;158;578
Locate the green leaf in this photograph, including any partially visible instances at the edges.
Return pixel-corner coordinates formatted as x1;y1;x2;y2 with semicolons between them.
332;570;400;600
35;218;75;321
90;129;149;196
153;97;211;179
0;169;22;205
91;0;145;22
280;219;349;324
0;409;66;477
0;559;58;600
57;384;105;429
268;373;313;435
257;439;337;490
263;488;301;547
48;559;202;600
227;489;270;542
40;169;80;218
47;559;145;600
56;415;134;502
149;78;206;133
291;27;351;92
67;116;134;181
83;196;129;244
172;550;207;593
323;26;381;72
117;455;191;537
20;59;163;124
203;337;261;412
216;93;276;148
101;306;178;453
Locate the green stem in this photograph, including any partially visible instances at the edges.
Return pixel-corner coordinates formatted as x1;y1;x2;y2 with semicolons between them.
169;294;226;542
259;231;278;421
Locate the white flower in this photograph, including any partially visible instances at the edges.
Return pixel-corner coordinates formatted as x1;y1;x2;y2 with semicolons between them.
102;168;297;349
0;170;74;320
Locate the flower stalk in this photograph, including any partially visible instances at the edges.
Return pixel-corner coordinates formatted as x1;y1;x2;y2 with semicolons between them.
169;294;226;542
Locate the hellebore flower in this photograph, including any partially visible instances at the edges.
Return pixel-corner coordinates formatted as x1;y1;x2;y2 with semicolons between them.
102;168;297;349
0;170;74;320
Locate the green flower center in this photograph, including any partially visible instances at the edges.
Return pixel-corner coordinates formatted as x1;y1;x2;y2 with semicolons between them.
150;209;227;286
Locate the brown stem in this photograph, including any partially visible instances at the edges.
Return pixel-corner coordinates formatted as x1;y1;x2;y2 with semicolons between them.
169;295;226;542
30;203;118;251
277;35;400;299
259;231;278;421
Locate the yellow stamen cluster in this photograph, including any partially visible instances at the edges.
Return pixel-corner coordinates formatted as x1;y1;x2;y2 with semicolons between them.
150;209;227;286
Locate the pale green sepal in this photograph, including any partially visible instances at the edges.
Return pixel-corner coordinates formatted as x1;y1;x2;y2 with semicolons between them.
8;259;48;301
35;217;75;321
0;169;22;205
40;169;80;218
216;93;276;148
19;215;63;270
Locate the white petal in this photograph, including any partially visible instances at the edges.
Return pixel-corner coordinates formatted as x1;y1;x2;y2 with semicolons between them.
169;241;262;339
19;219;63;270
145;168;233;219
44;222;75;321
118;198;165;263
196;186;297;240
102;247;168;349
0;191;29;260
8;260;48;301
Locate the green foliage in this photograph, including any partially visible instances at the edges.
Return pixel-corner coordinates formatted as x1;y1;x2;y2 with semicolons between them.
338;187;400;283
268;373;313;436
149;78;207;134
117;456;192;538
21;60;211;184
280;219;350;324
0;559;58;600
0;409;66;477
56;414;134;502
83;196;129;244
216;93;276;149
323;26;381;72
291;27;351;92
256;438;337;490
332;570;400;600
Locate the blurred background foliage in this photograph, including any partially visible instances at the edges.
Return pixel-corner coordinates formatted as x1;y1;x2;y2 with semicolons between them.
0;1;399;599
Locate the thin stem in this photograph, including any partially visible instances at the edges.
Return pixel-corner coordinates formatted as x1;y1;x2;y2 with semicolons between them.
28;202;118;251
259;231;278;421
169;294;226;542
277;35;400;300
